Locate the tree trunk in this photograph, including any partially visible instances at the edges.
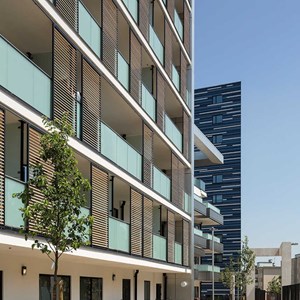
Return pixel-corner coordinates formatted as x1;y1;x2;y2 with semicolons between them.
53;251;59;300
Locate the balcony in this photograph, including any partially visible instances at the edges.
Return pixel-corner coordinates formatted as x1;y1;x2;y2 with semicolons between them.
78;1;101;58
152;234;166;261
174;242;182;264
117;52;130;90
153;166;171;200
5;176;25;228
174;9;183;40
164;114;182;151
205;202;224;225
186;89;191;108
122;0;138;23
171;64;180;91
141;83;156;121
149;25;164;65
194;178;206;192
0;35;51;117
194;228;206;249
194;264;221;282
109;217;129;252
101;122;142;180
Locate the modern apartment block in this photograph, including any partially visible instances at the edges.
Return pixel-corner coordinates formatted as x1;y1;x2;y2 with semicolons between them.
0;0;196;299
194;82;242;298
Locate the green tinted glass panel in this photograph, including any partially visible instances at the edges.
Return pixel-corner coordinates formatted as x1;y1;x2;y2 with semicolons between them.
78;2;101;57
122;0;138;22
153;166;170;200
164;114;182;151
194;228;203;237
174;242;182;264
5;177;25;228
0;37;51;116
174;10;183;39
149;26;164;64
109;217;129;252
100;123;142;180
184;192;190;213
141;84;156;121
171;64;180;91
117;52;129;90
152;234;166;261
194;264;220;273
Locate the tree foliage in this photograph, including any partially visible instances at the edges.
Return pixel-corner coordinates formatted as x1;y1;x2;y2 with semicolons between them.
14;115;93;299
221;236;256;299
267;276;281;295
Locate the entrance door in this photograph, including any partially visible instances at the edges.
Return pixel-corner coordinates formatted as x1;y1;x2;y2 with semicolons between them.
122;279;130;300
156;283;162;300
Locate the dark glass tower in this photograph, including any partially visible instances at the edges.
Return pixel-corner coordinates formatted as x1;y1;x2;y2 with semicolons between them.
194;82;241;298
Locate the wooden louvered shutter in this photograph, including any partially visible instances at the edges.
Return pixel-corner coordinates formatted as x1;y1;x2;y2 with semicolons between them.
180;52;186;99
156;71;165;130
91;165;108;248
167;0;174;21
143;124;153;188
55;0;78;29
143;197;153;258
82;60;101;151
0;110;4;226
102;0;117;75
130;31;142;103
184;2;190;55
171;153;184;209
53;29;77;130
28;128;53;232
167;211;175;263
131;189;143;256
182;220;190;266
183;111;190;161
139;0;149;39
164;21;172;77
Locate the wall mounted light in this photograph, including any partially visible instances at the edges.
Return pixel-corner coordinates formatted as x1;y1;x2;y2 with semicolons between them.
21;266;27;276
180;281;188;288
112;274;116;281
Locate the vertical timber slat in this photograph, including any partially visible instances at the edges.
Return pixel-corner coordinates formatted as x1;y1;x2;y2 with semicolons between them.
0;111;4;225
143;124;153;188
131;189;143;256
143;197;153;258
167;211;175;263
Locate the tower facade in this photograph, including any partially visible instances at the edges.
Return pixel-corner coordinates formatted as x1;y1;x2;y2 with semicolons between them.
194;82;242;298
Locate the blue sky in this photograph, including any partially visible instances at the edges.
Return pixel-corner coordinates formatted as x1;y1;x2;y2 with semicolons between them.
195;0;300;257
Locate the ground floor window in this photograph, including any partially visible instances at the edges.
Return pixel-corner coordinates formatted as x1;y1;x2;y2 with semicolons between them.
80;277;103;300
0;271;2;300
39;274;70;300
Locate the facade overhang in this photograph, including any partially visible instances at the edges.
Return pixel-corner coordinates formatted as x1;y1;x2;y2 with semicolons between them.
194;124;224;166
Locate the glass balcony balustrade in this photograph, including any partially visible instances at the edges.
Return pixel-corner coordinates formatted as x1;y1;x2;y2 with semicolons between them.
152;234;166;261
164;114;183;151
117;52;129;90
153;166;171;200
149;26;164;65
171;64;180;91
141;84;156;121
101;122;142;180
78;1;101;58
174;242;182;264
122;0;138;23
0;35;51;117
174;9;183;40
109;217;130;252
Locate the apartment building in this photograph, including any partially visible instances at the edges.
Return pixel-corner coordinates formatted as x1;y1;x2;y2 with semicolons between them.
0;0;196;299
194;82;242;298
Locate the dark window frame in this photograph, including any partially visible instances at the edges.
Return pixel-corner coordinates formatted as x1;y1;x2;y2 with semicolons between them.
213;175;223;183
213;115;223;124
80;276;103;300
212;95;223;104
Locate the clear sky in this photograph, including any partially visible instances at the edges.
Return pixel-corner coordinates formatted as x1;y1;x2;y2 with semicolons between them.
194;0;300;257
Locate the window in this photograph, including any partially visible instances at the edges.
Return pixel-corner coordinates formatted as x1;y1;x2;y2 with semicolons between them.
215;254;223;263
213;175;223;183
213;195;223;203
213;115;223;124
212;95;223;104
80;277;103;300
156;284;162;300
39;275;70;300
144;281;150;300
213;134;223;144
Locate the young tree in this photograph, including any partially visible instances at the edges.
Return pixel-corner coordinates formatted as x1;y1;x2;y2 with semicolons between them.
267;276;281;298
221;236;255;299
15;116;93;300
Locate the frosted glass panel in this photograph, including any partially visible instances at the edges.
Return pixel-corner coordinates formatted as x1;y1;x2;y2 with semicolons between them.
153;234;166;261
122;0;138;22
153;166;170;200
109;217;129;252
149;26;164;64
164;114;182;151
141;84;156;121
117;52;129;90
